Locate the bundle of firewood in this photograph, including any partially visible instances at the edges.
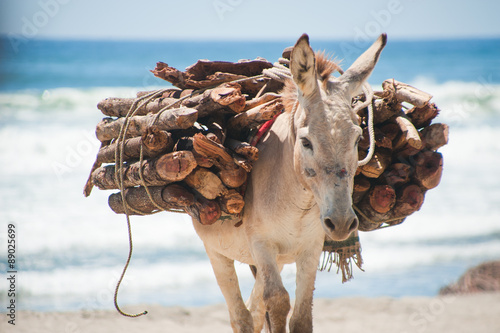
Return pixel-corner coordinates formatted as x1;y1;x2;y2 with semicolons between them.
354;80;448;231
83;49;448;231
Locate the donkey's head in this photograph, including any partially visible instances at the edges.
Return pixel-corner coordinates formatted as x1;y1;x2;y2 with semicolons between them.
289;33;386;241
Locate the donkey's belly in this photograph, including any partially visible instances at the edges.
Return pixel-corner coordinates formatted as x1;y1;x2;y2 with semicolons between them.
192;219;255;265
192;212;324;266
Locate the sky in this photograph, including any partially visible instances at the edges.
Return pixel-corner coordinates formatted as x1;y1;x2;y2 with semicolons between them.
1;0;500;42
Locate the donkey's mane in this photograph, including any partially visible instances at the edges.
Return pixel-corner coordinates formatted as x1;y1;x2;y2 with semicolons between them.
282;52;342;113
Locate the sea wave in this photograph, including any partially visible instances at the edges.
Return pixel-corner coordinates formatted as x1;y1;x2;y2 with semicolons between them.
1;80;500;311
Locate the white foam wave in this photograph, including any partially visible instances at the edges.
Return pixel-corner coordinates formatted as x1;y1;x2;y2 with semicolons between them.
2;82;500;310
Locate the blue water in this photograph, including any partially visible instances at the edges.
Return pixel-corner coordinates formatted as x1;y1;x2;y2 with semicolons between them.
1;37;500;312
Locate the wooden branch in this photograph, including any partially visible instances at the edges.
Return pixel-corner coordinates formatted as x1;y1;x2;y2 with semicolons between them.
184;168;228;200
233;154;253;172
97;97;178;117
108;184;195;215
95;107;198;142
382;79;433;108
405;103;440;129
190;196;221;225
225;138;259;161
370;98;402;124
359;149;391;178
185;58;273;80
392;184;425;217
192;133;234;168
181;82;246;116
219;189;245;214
379;123;400;141
96;129;172;164
393;114;423;156
192;133;248;188
151;58;273;90
413;151;443;190
91;151;197;190
383;163;412;187
358;127;392;151
353;175;371;204
244;92;280;111
368;185;396;214
227;99;284;136
420;123;449;151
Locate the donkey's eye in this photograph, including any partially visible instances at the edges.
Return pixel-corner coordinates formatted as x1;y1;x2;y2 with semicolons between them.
355;135;362;146
301;138;313;150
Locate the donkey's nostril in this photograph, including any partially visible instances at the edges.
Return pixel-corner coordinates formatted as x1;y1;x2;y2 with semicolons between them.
348;217;359;233
324;218;335;231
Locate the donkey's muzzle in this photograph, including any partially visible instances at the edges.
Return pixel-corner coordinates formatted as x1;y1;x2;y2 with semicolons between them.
322;208;358;241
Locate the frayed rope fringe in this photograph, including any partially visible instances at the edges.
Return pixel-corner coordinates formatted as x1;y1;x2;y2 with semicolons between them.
319;231;364;283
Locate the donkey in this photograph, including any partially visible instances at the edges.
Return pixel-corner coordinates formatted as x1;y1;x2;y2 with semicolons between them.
191;33;387;333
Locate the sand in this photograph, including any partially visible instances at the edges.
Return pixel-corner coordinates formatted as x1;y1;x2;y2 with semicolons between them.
4;292;500;333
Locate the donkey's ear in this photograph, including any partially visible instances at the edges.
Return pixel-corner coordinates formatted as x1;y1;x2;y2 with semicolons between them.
340;33;387;97
290;34;318;98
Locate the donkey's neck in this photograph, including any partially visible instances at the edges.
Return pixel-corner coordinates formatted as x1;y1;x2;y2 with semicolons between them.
246;111;317;223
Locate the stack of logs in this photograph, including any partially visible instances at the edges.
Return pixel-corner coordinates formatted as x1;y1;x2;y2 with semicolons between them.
84;51;448;231
353;79;448;230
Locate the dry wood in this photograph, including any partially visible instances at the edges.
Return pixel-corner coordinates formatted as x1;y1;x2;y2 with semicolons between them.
353;176;371;204
190;196;221;225
233;154;253;172
382;79;433;108
95;107;198;142
392;184;425;217
393;114;423;156
219;166;248;188
186;58;273;80
91;151;197;190
184;168;228;200
379;123;400;141
358;127;392;151
227;99;284;137
383;163;412;187
181;82;246;116
173;136;215;168
413;151;443;190
225;138;259;161
219;189;245;214
368;185;396;214
244;92;280;111
108;184;195;215
420;123;449;151
370;98;401;124
151;58;273;90
192;133;248;188
359;149;391;178
96;129;172;164
405;103;440;129
97;97;179;117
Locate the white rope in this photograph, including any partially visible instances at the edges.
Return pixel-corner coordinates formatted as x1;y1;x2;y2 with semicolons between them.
262;62;292;82
357;83;375;166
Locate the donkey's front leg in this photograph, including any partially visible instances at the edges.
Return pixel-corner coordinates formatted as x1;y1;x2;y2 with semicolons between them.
252;242;290;333
205;248;253;333
289;245;323;333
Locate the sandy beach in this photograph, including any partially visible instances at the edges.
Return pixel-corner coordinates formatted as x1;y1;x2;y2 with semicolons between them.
4;292;499;333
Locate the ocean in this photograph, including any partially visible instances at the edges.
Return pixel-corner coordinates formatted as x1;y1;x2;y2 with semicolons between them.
1;37;499;312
